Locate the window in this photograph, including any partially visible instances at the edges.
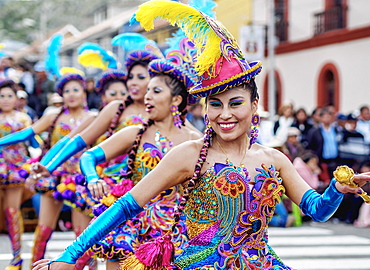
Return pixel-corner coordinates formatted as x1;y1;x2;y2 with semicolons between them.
317;63;340;110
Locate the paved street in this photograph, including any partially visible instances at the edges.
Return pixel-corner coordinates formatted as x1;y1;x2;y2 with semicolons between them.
0;221;369;270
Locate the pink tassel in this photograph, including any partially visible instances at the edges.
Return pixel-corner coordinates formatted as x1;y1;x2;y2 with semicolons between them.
135;235;175;268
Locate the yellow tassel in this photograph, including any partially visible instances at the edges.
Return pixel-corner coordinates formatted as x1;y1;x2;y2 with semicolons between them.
119;255;151;270
100;194;117;207
22;163;31;173
57;183;67;193
66;183;76;192
134;0;223;75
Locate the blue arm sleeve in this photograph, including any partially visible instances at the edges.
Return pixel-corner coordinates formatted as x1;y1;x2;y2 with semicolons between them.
0;127;35;147
79;145;106;184
44;135;87;173
50;192;143;264
299;179;344;222
40;136;71;166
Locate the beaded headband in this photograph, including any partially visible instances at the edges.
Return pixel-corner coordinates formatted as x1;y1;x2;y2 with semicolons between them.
125;50;161;73
95;69;127;95
55;73;86;96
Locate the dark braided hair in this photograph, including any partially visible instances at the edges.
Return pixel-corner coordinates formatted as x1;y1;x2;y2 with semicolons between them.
171;125;213;229
41;107;66;157
123;119;155;179
106;96;134;138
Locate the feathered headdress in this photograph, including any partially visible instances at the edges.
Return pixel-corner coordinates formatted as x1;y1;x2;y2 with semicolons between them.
77;42;118;70
133;0;262;97
44;33;63;77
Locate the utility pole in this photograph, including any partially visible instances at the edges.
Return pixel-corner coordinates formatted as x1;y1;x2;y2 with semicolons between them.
268;0;276;117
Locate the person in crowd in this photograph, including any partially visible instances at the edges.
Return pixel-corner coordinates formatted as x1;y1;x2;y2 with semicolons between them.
338;113;367;167
293;151;321;190
291;107;313;147
273;101;294;142
85;77;102;111
0;56;16;80
0;79;33;270
256;106;273;146
356;105;370;144
282;127;306;161
32;61;55;116
308;106;323;127
186;103;205;132
43;93;64;115
32;2;370;269
354;161;370;228
17;62;34;95
307;106;341;177
16;89;38;122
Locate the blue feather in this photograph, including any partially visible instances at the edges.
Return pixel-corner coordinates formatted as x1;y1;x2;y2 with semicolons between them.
45;33;63;77
111;33;153;52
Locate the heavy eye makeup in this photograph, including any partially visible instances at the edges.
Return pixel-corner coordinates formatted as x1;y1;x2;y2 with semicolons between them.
209;100;222;108
229;99;246;107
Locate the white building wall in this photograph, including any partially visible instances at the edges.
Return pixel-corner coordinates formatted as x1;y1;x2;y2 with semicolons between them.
261;37;370;114
289;0;323;43
348;0;370;29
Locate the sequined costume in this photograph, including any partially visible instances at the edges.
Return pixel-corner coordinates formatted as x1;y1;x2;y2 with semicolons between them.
95;115;147;186
175;163;292;270
0;111;31;187
51;121;99;216
91;142;188;262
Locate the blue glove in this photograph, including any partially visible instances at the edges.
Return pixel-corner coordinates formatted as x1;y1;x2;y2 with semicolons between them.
80;145;106;184
40;136;71;166
29;136;40;148
49;192;143;264
0;127;35;147
299;179;344;222
45;135;87;173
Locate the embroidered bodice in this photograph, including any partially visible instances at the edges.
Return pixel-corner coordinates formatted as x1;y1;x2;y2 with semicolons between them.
175;163;291;270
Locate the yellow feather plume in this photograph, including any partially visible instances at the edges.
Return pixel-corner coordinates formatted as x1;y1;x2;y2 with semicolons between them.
0;43;5;49
60;67;85;76
78;51;108;70
134;0;222;75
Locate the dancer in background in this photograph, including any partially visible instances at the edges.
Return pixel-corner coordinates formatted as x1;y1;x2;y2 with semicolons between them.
0;73;96;269
0;79;32;270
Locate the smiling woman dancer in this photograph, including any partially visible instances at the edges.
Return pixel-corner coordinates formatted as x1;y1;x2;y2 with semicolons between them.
0;73;96;269
32;1;370;270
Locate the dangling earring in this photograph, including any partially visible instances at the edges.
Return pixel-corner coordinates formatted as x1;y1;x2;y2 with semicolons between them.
249;112;260;149
63;105;69;115
170;104;182;129
204;114;213;132
83;100;88;112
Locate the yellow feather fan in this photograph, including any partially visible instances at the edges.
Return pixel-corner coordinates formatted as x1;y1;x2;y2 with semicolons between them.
60;67;85;76
134;0;238;76
78;51;109;70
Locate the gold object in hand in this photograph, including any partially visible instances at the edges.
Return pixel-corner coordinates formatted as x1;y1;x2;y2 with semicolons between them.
334;165;370;203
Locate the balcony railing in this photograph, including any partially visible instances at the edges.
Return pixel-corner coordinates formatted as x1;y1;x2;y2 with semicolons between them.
314;6;346;35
